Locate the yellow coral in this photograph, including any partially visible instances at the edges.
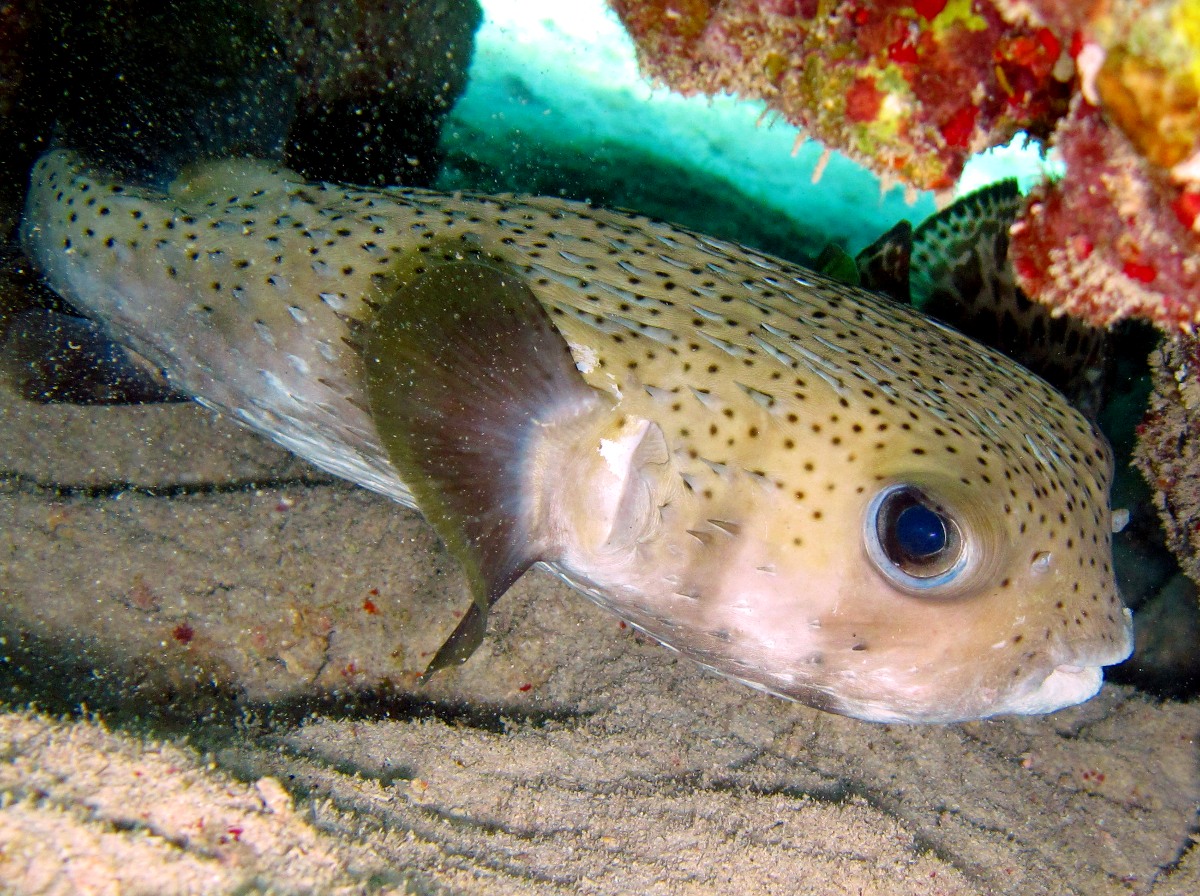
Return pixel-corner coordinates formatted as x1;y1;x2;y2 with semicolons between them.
932;0;989;35
1170;0;1200;88
1096;48;1200;168
1092;0;1200;170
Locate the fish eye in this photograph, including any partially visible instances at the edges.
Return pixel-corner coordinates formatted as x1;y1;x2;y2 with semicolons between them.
865;484;968;593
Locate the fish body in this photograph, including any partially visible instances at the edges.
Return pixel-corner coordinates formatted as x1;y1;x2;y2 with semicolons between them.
831;180;1108;417
21;150;1133;722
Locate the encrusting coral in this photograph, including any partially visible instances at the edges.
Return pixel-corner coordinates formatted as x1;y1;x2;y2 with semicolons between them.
1009;95;1200;331
1007;0;1200;331
1134;333;1200;586
612;0;1200;332
609;0;1075;191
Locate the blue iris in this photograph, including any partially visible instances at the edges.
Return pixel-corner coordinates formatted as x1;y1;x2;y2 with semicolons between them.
894;503;947;559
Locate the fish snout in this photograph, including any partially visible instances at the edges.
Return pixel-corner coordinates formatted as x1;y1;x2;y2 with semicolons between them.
1064;605;1135;669
1012;606;1134;716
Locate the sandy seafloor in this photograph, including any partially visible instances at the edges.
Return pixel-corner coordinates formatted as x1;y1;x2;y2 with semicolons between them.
1;378;1199;896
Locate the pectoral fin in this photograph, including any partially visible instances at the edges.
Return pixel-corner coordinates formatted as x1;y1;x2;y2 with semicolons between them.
605;419;671;551
363;251;601;677
418;601;489;682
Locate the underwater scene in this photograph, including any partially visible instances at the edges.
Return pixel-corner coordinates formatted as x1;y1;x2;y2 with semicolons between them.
1;0;1199;892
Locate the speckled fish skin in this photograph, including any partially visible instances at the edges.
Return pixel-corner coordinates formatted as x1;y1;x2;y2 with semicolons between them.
22;149;1133;723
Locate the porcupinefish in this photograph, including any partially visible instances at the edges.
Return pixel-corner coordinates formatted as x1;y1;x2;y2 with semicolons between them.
20;149;1133;723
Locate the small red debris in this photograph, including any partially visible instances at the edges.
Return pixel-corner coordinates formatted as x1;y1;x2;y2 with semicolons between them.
940;105;978;149
518;683;533;692
226;826;243;842
1123;260;1157;283
362;599;379;614
172;622;195;644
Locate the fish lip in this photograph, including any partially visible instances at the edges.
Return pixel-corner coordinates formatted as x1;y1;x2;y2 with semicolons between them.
1051;662;1105;680
1012;618;1135;717
1060;606;1135;671
997;663;1105;716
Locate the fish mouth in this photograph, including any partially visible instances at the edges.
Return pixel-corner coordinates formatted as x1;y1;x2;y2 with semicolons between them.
999;611;1134;717
999;663;1105;716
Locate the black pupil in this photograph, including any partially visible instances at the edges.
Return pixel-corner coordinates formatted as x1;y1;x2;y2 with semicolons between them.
894;503;947;560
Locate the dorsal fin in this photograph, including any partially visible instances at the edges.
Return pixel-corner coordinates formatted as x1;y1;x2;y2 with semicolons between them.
816;221;913;304
362;252;602;675
814;243;861;287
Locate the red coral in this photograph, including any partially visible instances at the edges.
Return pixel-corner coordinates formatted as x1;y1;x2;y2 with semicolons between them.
1011;98;1200;330
887;35;919;64
1173;190;1200;229
1123;261;1158;284
994;26;1063;119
